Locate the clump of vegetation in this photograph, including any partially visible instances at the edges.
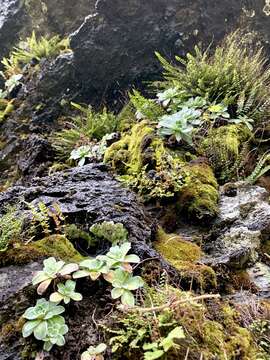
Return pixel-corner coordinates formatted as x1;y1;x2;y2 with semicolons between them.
246;151;270;184
90;221;128;244
81;343;107;360
1;32;70;78
0;206;24;251
52;103;118;161
22;242;144;352
22;299;68;352
156;30;270;120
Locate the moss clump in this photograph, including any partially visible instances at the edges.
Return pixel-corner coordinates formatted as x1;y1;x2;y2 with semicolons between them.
105;121;219;221
177;162;219;220
154;229;216;290
0;235;83;267
104;120;155;174
199;124;251;182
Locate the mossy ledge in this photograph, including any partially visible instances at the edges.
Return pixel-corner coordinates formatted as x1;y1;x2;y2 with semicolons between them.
0;235;84;267
154;228;217;290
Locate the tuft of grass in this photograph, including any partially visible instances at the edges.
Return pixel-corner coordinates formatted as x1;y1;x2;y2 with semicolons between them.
156;30;270;121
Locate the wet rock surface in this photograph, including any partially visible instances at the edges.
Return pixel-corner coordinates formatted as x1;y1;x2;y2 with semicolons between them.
0;163;154;244
203;182;270;268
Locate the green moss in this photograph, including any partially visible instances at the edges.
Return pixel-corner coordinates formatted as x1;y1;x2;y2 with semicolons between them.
155;228;202;262
104;120;155;174
33;235;84;262
177;163;219;220
199;124;251;182
154;228;217;290
105;121;219;220
0;235;83;267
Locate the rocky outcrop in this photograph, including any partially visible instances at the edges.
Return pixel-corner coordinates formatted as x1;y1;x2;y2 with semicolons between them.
0;0;95;63
0;163;154;244
203;182;270;268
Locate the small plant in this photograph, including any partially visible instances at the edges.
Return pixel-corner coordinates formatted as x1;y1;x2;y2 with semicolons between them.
205;103;230;120
52;104;117;160
11;32;70;65
228;115;254;131
27;201;65;236
246;151;270;184
32;257;79;295
73;258;110;281
81;343;107;360
90;221;128;244
129;90;164;121
157;108;200;144
156;30;270;120
0;99;14;122
22;298;65;342
70;145;92;166
0;206;24;251
156;87;182;108
110;268;144;306
143;326;185;359
43;315;69;352
4;73;23;93
50;280;82;304
97;242;140;272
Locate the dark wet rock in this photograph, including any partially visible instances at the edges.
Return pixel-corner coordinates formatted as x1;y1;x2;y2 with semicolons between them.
0;261;41;325
0;0;95;65
0;163;154;243
203;182;270;268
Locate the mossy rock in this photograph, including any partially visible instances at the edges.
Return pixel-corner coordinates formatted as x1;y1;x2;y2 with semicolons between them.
199;124;251;182
154;229;217;290
177;162;219;220
105;121;219;220
0;235;84;267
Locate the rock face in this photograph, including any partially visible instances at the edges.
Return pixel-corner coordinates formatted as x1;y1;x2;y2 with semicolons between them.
20;0;270;114
203;182;270;268
0;163;154;244
0;0;95;66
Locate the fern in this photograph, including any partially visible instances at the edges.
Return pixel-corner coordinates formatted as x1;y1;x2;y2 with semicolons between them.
12;32;70;64
156;30;270;121
246;151;270;184
52;104;118;160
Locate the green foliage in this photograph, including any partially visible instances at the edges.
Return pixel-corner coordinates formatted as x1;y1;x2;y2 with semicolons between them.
26;201;65;236
156;30;270;120
90;221;128;244
110;268;144;306
43;315;69;352
204;103;230;121
81;343;107;360
0;206;24;251
73;258;110;281
32;257;79;295
97;242;140;270
228;115;254;131
22;298;66;348
10;32;70;65
70;145;92;166
129;90;164;121
50;279;82;304
0;99;14;122
143;326;185;359
246;151;270;184
157;107;201;144
52;104;117;160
